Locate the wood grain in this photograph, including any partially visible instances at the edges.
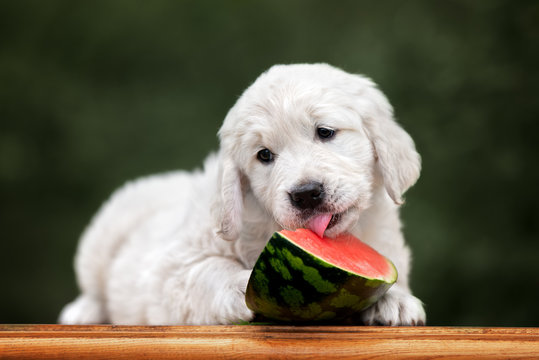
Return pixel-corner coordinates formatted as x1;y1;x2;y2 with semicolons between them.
0;325;538;359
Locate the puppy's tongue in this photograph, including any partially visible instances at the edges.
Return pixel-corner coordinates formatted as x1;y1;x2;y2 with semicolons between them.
307;213;332;238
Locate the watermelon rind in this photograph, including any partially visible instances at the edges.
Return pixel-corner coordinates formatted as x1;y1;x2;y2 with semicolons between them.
245;231;397;323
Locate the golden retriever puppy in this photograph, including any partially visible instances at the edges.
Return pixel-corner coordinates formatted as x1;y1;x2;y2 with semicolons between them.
59;63;426;325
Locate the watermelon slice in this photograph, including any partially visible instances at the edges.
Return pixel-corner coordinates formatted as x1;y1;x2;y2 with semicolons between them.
245;229;397;323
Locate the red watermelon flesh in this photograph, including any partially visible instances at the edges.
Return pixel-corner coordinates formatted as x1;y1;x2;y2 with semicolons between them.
280;229;395;282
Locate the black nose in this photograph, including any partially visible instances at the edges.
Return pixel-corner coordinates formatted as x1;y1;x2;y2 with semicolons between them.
289;182;325;210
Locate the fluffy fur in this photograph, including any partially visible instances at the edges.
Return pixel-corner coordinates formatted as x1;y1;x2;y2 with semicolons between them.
59;63;426;325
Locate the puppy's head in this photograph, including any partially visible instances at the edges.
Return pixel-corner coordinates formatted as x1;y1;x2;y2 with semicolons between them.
216;63;420;240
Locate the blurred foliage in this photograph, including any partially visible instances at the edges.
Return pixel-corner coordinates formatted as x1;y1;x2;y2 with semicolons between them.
0;0;537;325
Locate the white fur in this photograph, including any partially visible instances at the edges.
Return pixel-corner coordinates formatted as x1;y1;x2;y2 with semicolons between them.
59;63;426;326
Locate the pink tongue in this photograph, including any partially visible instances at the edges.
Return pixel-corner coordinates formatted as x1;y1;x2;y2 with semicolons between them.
307;213;332;238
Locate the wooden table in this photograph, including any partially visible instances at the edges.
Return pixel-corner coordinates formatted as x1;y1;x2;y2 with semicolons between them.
1;325;538;359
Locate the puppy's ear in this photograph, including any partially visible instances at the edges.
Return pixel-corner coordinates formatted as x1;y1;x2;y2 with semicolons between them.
215;156;244;241
359;82;421;204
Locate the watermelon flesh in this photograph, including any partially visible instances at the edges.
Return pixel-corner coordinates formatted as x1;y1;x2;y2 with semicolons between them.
245;229;397;323
280;229;396;283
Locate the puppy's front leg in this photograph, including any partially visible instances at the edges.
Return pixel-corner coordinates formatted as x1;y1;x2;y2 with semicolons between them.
159;256;253;325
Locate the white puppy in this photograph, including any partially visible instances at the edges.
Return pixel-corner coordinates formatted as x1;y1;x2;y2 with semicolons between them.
59;63;426;326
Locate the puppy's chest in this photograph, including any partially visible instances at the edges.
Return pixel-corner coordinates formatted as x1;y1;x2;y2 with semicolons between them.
235;225;278;269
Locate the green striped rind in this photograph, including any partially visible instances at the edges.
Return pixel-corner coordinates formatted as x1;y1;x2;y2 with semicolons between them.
245;232;397;322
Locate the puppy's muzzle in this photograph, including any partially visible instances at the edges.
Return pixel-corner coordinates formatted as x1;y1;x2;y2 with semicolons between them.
289;181;325;210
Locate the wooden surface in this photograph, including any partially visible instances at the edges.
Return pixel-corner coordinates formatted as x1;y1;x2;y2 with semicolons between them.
0;325;538;359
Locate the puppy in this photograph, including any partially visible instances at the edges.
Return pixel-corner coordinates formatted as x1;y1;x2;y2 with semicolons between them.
59;63;426;325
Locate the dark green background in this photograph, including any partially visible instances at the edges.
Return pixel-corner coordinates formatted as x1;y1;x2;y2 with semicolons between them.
1;0;538;326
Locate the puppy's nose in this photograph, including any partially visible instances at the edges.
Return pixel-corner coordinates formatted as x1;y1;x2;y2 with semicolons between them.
289;182;325;210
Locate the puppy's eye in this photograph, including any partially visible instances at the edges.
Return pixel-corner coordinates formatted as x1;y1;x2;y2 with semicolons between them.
257;148;274;163
317;127;335;140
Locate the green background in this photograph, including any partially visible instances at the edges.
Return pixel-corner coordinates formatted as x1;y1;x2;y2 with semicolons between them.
1;0;538;326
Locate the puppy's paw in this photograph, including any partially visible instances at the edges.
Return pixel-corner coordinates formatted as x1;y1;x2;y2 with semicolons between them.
219;269;254;324
360;287;426;326
58;295;106;324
